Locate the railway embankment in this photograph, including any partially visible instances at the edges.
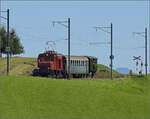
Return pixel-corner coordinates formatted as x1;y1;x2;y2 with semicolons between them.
0;57;124;78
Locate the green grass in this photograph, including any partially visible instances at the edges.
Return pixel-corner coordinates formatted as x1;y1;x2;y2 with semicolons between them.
0;56;37;76
0;75;149;119
96;64;124;78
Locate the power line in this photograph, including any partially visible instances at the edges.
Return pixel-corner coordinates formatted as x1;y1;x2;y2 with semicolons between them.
89;42;110;45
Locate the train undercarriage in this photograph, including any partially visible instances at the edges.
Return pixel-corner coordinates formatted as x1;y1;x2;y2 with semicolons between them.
32;69;94;79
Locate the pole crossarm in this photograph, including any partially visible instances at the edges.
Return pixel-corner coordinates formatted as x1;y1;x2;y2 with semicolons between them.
0;16;7;20
133;32;145;37
0;10;7;13
93;26;111;34
52;21;68;28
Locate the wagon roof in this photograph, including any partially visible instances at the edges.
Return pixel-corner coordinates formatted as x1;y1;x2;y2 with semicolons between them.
65;55;88;60
84;56;97;59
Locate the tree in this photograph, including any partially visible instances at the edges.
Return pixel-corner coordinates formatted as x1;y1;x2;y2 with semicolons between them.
0;26;7;55
0;26;24;56
9;28;24;56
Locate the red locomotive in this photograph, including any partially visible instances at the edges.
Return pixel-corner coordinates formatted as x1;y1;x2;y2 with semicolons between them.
32;50;97;78
32;50;66;78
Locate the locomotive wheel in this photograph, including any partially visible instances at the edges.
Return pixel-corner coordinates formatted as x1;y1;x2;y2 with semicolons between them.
48;74;53;78
32;69;39;76
62;72;67;79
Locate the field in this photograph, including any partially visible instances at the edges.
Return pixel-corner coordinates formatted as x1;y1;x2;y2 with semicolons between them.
0;75;150;119
0;57;37;76
0;57;149;119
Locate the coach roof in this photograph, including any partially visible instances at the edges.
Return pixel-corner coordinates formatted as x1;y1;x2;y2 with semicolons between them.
65;55;88;61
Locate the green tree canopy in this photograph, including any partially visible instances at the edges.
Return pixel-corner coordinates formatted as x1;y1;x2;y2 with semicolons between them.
0;26;7;54
0;26;24;56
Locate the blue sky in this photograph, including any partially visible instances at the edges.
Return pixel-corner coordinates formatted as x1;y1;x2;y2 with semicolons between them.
1;1;149;73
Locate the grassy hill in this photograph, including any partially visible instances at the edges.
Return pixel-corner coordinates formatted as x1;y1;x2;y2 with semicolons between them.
0;57;123;78
0;57;37;76
95;64;124;78
0;75;149;119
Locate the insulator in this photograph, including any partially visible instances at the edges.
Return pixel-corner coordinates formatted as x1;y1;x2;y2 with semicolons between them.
141;62;143;66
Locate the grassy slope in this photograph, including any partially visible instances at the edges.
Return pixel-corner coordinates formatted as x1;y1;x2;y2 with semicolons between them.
0;57;37;76
96;64;124;78
0;57;123;78
0;75;150;119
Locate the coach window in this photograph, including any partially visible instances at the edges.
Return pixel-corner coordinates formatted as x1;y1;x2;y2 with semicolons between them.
85;61;87;66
